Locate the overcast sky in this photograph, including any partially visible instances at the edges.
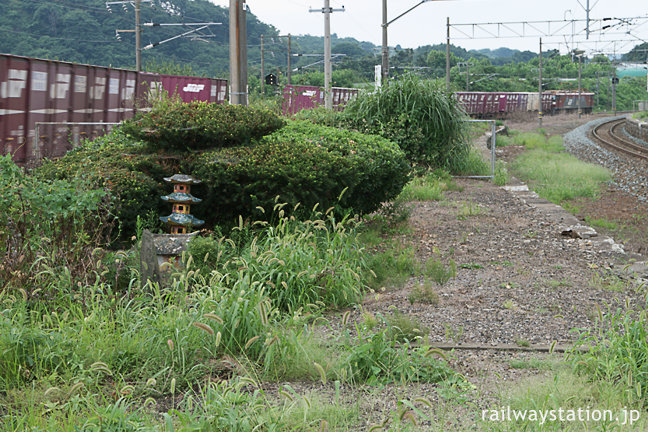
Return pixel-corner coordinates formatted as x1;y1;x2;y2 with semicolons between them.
210;0;648;55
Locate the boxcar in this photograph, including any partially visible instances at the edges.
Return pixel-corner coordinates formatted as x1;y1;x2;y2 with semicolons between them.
0;53;228;163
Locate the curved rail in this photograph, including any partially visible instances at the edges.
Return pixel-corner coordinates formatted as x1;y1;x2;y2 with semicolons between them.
592;118;648;161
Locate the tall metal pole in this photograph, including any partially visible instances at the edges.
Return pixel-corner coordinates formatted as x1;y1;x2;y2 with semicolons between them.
578;54;582;118
382;0;389;85
135;0;141;71
260;34;265;95
612;71;617;115
323;0;332;109
229;0;247;105
466;62;470;91
538;38;543;128
287;34;292;85
586;0;590;39
446;17;451;92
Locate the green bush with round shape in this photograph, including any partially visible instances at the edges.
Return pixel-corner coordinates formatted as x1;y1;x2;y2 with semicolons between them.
38;120;409;239
191;120;410;225
341;75;469;170
120;101;286;151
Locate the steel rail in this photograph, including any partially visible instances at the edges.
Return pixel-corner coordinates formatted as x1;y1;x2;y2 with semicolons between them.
592;118;648;161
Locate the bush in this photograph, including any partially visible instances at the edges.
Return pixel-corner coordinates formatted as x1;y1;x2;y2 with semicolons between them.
36;129;176;241
0;155;109;291
121;100;285;151
39;114;408;238
192;120;410;225
342;75;469;169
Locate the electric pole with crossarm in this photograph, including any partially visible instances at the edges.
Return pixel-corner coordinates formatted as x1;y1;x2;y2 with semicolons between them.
309;1;344;109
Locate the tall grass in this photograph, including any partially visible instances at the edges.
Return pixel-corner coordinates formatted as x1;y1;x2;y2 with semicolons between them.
189;207;368;313
342;75;469;170
571;307;648;408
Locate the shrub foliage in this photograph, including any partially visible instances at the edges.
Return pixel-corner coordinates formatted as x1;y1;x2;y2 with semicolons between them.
38;105;409;237
192;121;410;224
121;100;285;151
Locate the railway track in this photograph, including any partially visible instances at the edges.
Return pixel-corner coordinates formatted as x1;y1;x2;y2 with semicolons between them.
592;118;648;161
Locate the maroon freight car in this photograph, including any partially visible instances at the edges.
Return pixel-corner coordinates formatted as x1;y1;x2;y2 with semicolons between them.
548;91;595;114
455;92;555;117
282;85;358;115
0;54;228;163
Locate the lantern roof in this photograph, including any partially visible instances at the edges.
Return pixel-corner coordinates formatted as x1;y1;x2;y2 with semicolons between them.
159;213;205;227
163;174;202;185
161;192;202;204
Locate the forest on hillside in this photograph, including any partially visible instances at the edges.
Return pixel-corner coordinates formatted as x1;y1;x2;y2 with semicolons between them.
2;0;646;108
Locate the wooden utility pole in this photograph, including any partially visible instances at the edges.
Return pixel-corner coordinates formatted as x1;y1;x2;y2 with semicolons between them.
229;0;248;105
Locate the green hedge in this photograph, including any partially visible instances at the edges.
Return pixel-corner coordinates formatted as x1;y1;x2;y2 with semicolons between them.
191;121;410;224
121;101;285;151
38;113;409;238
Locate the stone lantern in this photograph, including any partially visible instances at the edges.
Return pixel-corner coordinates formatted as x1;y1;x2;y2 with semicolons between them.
159;174;204;234
140;174;205;287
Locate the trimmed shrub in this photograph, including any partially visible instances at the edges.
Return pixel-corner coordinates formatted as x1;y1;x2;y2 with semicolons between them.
38;118;409;238
342;75;469;170
120;101;285;151
191;120;410;225
36;129;177;239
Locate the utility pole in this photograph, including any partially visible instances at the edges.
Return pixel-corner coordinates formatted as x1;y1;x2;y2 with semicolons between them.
446;17;451;92
538;38;543;128
310;1;344;109
229;0;248;105
578;53;583;118
135;0;141;71
612;72;618;115
382;0;389;85
287;34;292;85
260;34;265;95
466;62;470;91
596;71;600;108
108;0;151;70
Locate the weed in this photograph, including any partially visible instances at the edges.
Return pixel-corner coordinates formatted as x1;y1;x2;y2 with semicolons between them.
386;311;429;342
457;200;484;220
443;324;464;344
458;263;483;269
514;338;530;348
502;299;515;310
424;255;456;286
585;216;618;230
408;281;440;306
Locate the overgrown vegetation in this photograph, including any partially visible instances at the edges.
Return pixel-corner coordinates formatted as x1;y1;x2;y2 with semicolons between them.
342;75;470;170
39;99;409;238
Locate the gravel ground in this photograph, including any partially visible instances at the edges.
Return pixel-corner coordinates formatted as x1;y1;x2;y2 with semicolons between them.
314;114;648;427
563;115;648;203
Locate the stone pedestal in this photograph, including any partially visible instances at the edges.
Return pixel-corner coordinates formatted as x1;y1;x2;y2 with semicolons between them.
140;229;196;287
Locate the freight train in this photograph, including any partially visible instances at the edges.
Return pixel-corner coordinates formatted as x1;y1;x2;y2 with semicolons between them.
455;91;595;117
0;53;228;164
